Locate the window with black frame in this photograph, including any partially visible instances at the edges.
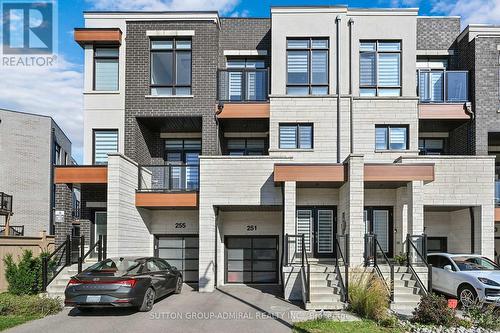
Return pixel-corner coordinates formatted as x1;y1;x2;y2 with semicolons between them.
375;125;408;150
360;41;401;96
226;138;267;156
419;138;445;155
164;139;201;191
150;39;192;96
286;38;329;95
279;123;313;149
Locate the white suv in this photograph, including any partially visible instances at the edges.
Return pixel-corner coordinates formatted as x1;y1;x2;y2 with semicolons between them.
427;253;500;307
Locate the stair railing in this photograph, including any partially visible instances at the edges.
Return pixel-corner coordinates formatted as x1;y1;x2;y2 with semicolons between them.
42;235;71;292
77;235;107;273
283;234;310;305
364;234;394;302
406;234;432;294
335;234;349;303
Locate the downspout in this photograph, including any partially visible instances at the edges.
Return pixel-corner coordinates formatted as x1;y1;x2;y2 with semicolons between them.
348;18;354;155
336;15;342;163
469;207;475;254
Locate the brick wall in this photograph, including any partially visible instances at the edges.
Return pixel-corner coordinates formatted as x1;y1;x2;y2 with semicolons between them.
54;183;73;246
417;17;460;50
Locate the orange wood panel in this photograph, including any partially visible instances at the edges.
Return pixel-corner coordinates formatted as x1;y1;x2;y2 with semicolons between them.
54;166;108;184
74;28;122;46
419;104;471;120
274;164;346;182
495;208;500;222
364;164;434;182
217;103;270;119
135;192;198;208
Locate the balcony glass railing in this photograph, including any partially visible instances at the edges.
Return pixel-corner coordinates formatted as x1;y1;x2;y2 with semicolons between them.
417;70;468;103
138;164;199;192
218;68;269;102
496;181;500;207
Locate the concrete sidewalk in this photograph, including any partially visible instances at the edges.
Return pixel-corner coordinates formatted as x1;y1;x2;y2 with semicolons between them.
7;285;307;333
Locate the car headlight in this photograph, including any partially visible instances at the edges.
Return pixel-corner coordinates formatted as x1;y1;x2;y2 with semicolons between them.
478;277;500;286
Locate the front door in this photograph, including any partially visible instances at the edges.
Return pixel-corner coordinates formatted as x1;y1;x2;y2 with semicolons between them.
364;207;393;258
296;207;336;258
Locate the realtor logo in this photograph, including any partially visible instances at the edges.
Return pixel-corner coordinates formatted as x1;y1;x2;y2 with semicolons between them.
2;0;54;54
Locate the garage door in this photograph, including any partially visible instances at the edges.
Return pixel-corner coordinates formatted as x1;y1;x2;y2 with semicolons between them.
155;236;199;283
225;236;278;284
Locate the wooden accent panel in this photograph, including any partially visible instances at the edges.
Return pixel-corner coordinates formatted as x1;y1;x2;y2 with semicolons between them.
54;166;108;184
217;103;270;119
274;164;346;182
74;28;122;46
135;192;198;208
364;164;434;182
419;104;471;120
495;208;500;222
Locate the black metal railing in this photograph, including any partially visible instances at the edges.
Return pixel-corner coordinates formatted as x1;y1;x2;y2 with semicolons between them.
283;234;310;303
138;164;199;192
42;235;107;291
417;69;468;103
364;234;394;302
0;192;13;213
406;234;432;294
218;68;269;102
0;225;24;236
335;234;349;302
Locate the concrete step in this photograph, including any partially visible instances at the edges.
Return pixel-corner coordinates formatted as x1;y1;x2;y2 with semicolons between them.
306;301;345;310
394;279;418;288
309;293;342;303
394;273;414;281
394;286;420;295
391;301;420;312
308;265;337;273
394;293;421;303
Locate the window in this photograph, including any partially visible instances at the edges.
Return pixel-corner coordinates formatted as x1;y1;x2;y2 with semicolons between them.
165;139;201;191
150;39;192;96
225;58;267;101
360;41;401;96
375;125;408;150
54;144;61;165
94;47;119;91
287;38;329;95
279;124;313;149
226;138;267;156
419;138;445;155
93;130;118;165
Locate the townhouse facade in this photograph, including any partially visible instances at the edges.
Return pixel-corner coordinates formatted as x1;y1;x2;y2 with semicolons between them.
0;108;73;236
53;6;500;309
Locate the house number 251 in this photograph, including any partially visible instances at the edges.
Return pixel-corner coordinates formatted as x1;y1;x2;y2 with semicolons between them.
246;225;257;231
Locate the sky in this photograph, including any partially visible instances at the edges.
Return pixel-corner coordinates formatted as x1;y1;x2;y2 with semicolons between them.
1;0;500;164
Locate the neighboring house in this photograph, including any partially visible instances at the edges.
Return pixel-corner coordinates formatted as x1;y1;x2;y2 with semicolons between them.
0;109;72;236
53;6;499;309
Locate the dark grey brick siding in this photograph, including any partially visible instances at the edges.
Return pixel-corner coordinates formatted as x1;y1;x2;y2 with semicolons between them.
124;21;220;163
54;183;73;247
417;17;460;50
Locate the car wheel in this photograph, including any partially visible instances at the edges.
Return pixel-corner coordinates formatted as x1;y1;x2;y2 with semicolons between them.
174;276;183;294
139;287;156;312
458;284;477;309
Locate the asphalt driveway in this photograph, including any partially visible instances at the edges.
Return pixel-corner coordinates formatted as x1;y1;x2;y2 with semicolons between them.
7;285;306;333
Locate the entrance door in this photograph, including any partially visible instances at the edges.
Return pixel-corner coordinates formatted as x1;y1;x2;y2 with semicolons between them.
296;207;336;258
364;207;393;258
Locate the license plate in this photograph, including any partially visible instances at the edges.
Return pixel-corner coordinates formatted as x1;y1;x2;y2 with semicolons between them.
86;295;101;303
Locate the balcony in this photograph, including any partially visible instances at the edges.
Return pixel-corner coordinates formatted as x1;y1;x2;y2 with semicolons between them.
418;70;468;103
0;192;13;215
136;164;198;209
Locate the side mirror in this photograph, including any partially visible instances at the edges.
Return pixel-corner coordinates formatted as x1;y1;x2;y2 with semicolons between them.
444;265;453;272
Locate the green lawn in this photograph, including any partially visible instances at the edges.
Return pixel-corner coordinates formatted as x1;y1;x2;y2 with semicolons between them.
0;315;41;331
293;319;402;333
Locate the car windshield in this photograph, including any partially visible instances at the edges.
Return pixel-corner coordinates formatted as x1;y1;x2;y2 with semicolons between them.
452;256;500;271
85;258;142;275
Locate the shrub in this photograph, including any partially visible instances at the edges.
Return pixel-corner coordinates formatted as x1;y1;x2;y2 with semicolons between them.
3;250;43;295
412;293;457;327
0;293;62;316
464;301;500;330
348;269;390;322
393;253;407;266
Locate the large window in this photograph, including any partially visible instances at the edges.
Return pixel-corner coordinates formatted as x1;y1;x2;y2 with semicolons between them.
226;138;267;156
287;38;329;95
150;39;192;96
360;41;401;96
279;124;313;149
224;58;267;101
93;130;118;165
419;138;445;155
375;125;408;150
94;47;119;91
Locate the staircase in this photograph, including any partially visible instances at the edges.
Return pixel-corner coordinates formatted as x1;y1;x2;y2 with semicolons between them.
46;261;96;300
305;264;345;310
379;264;427;313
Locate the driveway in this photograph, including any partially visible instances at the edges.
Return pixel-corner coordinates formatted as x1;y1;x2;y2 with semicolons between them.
7;285;306;333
